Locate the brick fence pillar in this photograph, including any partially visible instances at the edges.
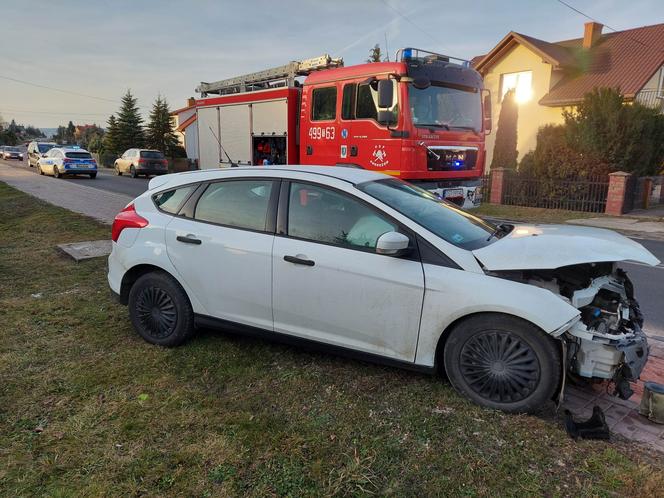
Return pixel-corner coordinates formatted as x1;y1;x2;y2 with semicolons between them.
605;171;632;216
489;168;508;204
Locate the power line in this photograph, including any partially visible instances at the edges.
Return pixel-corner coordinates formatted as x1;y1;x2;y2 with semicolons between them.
0;74;120;104
0;108;110;117
554;0;663;53
377;0;440;46
0;74;153;109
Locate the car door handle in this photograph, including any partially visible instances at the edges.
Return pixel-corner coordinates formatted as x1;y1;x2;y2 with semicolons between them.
176;235;202;245
284;255;315;266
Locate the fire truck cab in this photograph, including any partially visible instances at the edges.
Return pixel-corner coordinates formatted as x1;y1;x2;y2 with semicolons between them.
300;48;491;206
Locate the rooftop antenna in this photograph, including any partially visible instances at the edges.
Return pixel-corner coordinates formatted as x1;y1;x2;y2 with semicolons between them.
384;32;390;61
208;126;237;167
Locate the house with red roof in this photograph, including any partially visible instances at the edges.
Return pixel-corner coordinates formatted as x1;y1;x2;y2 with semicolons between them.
170;98;198;159
473;22;664;169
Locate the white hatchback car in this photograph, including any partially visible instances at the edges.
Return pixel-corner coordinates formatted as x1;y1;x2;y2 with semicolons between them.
108;166;659;412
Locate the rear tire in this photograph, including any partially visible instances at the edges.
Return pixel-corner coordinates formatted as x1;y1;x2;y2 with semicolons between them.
128;272;195;347
53;166;61;178
130;165;137;178
89;172;97;179
443;314;560;413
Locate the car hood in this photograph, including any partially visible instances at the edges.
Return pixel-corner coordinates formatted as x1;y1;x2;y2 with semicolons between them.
472;224;660;271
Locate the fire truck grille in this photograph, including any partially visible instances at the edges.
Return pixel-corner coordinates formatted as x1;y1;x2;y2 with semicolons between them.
427;148;477;172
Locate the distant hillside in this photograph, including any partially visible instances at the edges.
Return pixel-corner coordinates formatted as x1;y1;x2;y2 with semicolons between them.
39;128;58;139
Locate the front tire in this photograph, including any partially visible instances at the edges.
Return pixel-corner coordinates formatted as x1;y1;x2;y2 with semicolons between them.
128;272;195;347
443;314;560;413
38;164;44;175
115;163;122;175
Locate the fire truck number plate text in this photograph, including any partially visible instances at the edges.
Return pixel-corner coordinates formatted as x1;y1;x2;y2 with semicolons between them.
308;127;336;140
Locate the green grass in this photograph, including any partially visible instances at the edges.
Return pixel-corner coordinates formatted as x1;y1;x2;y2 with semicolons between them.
1;181;663;497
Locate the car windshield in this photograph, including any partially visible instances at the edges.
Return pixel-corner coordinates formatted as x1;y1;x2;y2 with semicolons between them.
65;152;92;159
408;82;482;132
6;147;20;152
141;150;164;159
38;143;56;153
357;178;496;250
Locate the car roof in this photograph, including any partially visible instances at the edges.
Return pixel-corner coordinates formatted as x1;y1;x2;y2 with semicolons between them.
55;147;91;153
148;165;391;192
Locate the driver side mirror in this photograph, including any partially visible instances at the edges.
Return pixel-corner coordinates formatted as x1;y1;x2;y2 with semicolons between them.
377;79;394;109
376;231;410;256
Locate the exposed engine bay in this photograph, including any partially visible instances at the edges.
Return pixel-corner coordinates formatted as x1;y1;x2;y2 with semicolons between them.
492;262;649;400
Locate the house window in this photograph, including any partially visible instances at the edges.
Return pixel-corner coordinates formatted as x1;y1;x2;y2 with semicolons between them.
500;71;533;103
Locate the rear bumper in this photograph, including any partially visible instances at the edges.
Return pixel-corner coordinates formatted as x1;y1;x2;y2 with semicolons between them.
63;169;97;174
136;168;168;175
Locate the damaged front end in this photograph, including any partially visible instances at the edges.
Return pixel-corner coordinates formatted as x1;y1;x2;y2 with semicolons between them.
495;263;649;400
561;265;649;399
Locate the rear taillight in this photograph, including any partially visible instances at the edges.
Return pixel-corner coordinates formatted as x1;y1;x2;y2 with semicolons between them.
138;158;147;164
111;203;149;242
63;158;74;164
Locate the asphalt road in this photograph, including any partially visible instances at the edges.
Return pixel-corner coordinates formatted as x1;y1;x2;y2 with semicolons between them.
7;155;150;198
2;155;664;337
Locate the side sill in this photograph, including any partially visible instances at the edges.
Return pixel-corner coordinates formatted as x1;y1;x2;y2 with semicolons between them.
194;314;435;375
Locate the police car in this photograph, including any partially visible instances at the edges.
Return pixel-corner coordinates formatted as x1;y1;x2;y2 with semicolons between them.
37;146;98;179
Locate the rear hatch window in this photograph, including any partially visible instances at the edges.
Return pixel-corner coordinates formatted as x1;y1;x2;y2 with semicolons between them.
65;152;93;159
141;151;165;159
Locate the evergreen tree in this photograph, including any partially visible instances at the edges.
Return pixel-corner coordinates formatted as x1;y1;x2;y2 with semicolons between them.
115;90;144;153
66;121;76;144
367;44;383;63
490;89;519;170
103;115;120;156
145;95;180;156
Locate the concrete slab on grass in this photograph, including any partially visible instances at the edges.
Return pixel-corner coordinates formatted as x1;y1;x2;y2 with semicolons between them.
58;240;112;262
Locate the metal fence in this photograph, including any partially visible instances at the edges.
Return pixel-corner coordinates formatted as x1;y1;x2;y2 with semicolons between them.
501;173;610;213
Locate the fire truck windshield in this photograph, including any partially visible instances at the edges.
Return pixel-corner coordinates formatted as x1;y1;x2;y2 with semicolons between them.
408;83;482;133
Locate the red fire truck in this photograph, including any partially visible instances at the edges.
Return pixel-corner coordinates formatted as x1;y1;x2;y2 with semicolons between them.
193;48;491;207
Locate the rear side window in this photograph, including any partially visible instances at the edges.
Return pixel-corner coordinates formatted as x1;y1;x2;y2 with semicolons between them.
65;152;92;159
153;186;195;214
194;180;273;231
311;87;337;121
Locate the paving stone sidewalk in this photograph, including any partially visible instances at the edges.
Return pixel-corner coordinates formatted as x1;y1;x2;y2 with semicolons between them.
0;163;130;224
563;340;664;452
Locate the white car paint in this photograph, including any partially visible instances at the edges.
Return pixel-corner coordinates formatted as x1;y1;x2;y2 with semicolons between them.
473;224;660;271
108;165;658;396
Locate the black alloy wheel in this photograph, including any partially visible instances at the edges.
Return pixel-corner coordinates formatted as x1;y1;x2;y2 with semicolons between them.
128;272;195;346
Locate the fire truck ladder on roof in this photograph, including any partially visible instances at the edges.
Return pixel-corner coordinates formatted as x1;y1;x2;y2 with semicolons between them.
196;54;344;96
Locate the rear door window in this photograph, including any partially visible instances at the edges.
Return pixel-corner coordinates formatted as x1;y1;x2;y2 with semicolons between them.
153;185;196;214
194;180;274;232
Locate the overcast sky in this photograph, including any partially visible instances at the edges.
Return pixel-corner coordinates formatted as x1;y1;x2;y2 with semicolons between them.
0;0;662;128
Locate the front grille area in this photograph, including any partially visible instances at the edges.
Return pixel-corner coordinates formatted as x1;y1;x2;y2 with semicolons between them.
427;148;477;172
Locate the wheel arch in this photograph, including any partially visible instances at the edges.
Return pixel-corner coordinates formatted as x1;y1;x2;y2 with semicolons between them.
120;263;177;305
433;311;561;374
